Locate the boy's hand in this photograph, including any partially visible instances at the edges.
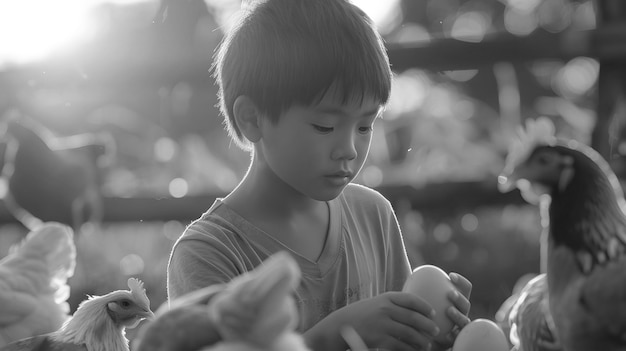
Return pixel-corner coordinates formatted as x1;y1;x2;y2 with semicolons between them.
432;272;472;351
306;291;440;351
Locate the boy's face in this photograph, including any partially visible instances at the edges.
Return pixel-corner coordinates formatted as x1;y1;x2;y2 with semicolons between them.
256;92;382;201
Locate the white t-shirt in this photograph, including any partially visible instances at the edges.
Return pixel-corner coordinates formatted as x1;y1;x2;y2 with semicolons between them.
167;183;411;331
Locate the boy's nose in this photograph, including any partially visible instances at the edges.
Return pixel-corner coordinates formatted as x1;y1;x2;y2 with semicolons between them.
331;135;357;161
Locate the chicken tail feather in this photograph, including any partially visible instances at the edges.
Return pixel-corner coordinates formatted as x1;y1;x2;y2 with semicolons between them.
9;223;76;303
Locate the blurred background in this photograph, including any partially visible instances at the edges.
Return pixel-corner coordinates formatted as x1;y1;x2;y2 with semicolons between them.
1;0;625;338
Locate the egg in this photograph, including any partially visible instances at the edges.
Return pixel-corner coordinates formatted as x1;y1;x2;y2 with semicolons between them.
402;264;455;344
452;318;509;351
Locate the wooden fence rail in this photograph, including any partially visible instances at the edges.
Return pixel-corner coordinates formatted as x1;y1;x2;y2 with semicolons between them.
0;180;526;226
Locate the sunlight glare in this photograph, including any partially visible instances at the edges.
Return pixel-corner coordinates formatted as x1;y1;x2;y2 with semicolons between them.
351;0;401;34
0;0;97;66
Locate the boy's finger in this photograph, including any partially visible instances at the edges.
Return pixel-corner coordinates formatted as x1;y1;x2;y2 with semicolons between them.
440;326;458;348
390;307;440;338
449;272;472;299
447;290;471;316
390;292;436;318
389;323;434;351
446;305;471;328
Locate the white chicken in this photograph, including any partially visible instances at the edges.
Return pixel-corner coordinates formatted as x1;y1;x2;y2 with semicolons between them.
135;251;310;351
0;223;76;347
0;278;154;351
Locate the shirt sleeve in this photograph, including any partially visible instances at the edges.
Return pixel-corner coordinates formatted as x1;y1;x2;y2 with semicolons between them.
167;225;243;301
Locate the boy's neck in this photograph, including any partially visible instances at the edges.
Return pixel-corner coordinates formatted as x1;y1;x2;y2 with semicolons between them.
223;163;332;263
224;161;323;219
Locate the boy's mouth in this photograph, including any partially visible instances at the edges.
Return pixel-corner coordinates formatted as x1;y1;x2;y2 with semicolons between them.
325;171;353;186
329;171;353;178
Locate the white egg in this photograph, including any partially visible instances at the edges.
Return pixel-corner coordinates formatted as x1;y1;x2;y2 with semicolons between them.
452;318;509;351
402;265;455;344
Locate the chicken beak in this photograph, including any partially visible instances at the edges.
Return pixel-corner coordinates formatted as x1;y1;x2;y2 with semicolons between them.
498;173;517;193
141;309;156;320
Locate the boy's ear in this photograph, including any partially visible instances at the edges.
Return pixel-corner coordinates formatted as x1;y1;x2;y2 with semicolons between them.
233;96;262;143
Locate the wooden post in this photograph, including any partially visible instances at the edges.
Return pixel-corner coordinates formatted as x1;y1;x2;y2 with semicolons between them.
592;0;626;165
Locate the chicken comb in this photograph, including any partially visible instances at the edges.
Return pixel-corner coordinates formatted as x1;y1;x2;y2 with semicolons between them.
504;117;557;173
241;0;262;9
128;278;151;310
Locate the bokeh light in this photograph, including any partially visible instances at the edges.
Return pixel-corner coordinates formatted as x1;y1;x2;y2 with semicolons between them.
433;223;453;243
449;10;491;42
154;137;177;163
553;57;599;99
503;0;540;36
162;220;185;241
168;178;189;198
461;213;479;232
119;253;145;276
387;69;432;117
360;165;384;188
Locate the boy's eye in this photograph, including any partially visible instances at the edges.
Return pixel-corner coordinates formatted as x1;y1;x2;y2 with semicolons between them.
312;124;333;133
359;126;373;134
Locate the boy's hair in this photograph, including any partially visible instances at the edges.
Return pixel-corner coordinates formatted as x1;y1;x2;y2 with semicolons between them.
213;0;393;150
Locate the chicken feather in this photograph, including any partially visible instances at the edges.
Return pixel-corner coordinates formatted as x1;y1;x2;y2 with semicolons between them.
135;251;310;351
0;223;75;347
206;251;301;346
508;274;561;351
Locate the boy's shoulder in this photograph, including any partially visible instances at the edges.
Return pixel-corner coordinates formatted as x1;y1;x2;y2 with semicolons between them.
341;183;392;209
176;201;240;241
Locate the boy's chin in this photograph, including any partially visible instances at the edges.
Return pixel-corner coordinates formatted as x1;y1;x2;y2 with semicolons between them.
307;186;348;202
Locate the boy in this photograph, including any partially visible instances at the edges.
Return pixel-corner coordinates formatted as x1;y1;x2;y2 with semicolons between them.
167;0;472;350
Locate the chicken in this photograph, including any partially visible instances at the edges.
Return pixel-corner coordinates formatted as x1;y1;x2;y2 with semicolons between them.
133;284;223;351
498;117;626;351
134;251;310;351
507;273;561;351
0;111;114;232
494;273;539;346
0;222;76;347
0;278;154;351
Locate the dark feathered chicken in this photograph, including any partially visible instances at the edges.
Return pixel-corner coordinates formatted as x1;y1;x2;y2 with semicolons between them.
0;112;114;232
498;117;626;351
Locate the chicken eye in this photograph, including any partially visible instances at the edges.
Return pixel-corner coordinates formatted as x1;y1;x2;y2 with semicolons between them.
120;300;131;308
537;155;550;165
